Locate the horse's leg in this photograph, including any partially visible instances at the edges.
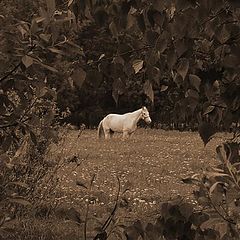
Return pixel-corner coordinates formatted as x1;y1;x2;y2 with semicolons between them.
122;130;129;140
104;129;111;139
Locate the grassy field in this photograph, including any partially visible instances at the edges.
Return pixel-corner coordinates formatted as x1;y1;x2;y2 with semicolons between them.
50;128;230;222
6;128;231;240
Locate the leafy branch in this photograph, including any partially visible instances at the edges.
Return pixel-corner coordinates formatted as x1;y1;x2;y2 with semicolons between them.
0;44;36;84
200;8;227;26
0;96;38;129
205;186;236;225
0;116;31;129
87;45;152;65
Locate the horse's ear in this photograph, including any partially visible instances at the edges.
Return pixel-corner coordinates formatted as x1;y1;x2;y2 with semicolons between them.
142;106;146;110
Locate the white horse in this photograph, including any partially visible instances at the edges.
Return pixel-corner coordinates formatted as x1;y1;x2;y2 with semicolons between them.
97;106;151;139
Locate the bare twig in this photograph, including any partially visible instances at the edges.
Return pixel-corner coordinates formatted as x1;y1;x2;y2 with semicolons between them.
200;8;226;26
19;97;38;123
102;176;121;231
92;176;121;240
87;45;152;66
208;192;236;225
210;104;227;109
224;144;240;190
0;63;21;83
0;96;38;130
84;174;96;240
0;116;31;129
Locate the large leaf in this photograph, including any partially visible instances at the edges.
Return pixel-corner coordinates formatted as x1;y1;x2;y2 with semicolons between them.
127;9;136;29
173;74;183;87
209;182;225;196
118;43;133;61
205;20;215;39
223;54;240;68
145;49;159;65
177;58;189;80
189;74;201;92
22;55;34;68
175;0;194;11
145;30;159;45
46;0;56;16
185;89;199;100
216;145;227;163
65;207;82;223
147;9;157;27
124;220;144;240
216;24;230;44
160;85;168;92
132;59;144;74
198;122;217;146
124;225;140;240
203;105;215;115
190;212;209;227
156;37;168;53
143;80;154;103
179;203;194;220
167;48;177;69
174;39;188;58
171;15;187;39
153;0;165;11
71;68;86;89
153;11;166;28
136;14;145;32
146;66;160;84
145;223;161;240
94;9;108;26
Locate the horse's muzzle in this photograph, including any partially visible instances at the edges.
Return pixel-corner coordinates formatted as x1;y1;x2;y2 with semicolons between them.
146;118;152;124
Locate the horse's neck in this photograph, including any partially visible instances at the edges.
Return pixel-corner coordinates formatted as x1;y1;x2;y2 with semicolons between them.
130;109;142;125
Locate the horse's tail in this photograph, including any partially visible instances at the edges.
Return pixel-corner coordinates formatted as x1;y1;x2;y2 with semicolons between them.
97;120;104;139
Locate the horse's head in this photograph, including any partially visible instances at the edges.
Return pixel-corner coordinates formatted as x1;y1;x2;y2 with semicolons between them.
141;106;152;124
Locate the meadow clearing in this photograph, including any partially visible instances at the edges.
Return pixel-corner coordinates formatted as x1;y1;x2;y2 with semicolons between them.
50;128;231;222
3;128;233;240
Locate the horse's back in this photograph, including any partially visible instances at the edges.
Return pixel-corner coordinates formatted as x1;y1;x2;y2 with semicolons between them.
103;114;125;132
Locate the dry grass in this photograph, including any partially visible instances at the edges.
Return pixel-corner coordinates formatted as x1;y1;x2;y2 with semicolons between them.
2;129;231;240
51;128;230;220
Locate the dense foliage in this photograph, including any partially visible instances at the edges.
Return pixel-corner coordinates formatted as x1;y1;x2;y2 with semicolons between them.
66;0;240;130
1;0;239;130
